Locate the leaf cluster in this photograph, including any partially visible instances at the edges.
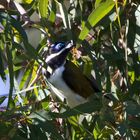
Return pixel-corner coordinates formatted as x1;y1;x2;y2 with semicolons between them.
0;0;140;139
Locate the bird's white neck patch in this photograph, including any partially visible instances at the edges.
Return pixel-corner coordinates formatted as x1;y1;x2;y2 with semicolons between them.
48;65;65;83
46;66;53;75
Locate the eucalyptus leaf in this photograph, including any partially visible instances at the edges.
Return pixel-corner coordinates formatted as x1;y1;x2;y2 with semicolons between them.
0;48;6;80
0;96;7;105
6;45;14;109
50;98;102;118
79;0;115;41
39;0;49;19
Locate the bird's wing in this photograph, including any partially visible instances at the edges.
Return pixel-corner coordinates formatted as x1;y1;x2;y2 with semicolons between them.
63;61;99;99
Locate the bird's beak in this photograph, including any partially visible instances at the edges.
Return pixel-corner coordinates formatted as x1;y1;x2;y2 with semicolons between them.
65;40;75;50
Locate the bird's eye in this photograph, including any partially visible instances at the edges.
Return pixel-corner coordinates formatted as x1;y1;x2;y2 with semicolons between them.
54;43;65;51
50;42;65;54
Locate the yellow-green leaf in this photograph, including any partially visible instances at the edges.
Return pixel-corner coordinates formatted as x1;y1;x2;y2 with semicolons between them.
23;0;33;4
79;0;115;41
95;0;103;8
39;0;49;18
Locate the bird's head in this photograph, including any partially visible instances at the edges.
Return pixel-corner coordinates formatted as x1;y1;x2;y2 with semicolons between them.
45;41;74;71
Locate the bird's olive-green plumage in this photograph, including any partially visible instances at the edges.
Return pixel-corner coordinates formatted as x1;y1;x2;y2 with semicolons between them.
63;61;99;98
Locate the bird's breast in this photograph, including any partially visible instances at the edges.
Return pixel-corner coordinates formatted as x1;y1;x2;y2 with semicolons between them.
48;66;86;107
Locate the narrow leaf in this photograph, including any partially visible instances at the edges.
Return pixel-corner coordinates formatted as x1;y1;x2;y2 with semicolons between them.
51;98;102;118
6;46;14;109
0;96;7;105
0;48;6;80
19;65;33;90
79;0;115;41
95;0;103;8
23;41;40;61
56;1;69;28
10;16;28;41
0;13;28;41
55;0;72;40
39;0;49;18
48;1;56;23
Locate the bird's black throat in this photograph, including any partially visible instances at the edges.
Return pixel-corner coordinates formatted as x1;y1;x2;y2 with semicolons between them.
44;50;69;78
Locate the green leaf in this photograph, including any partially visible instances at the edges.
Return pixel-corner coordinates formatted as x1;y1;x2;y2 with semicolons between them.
23;0;33;4
39;0;49;18
82;56;93;76
0;48;6;80
12;135;27;140
29;111;64;140
126;101;140;116
48;1;56;23
6;45;14;109
0;12;28;41
10;16;28;41
55;0;72;40
93;122;101;139
78;0;115;41
56;1;69;28
129;120;140;131
5;66;22;74
19;64;33;90
51;98;102;118
23;41;43;63
0;96;7;105
95;0;103;8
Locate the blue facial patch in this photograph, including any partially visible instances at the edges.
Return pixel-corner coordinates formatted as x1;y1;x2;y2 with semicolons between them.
50;42;65;53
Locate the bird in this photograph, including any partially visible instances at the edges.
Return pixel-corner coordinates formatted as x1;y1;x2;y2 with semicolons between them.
42;41;100;108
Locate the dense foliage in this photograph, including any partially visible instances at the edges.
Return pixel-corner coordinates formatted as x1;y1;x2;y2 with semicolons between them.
0;0;140;139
